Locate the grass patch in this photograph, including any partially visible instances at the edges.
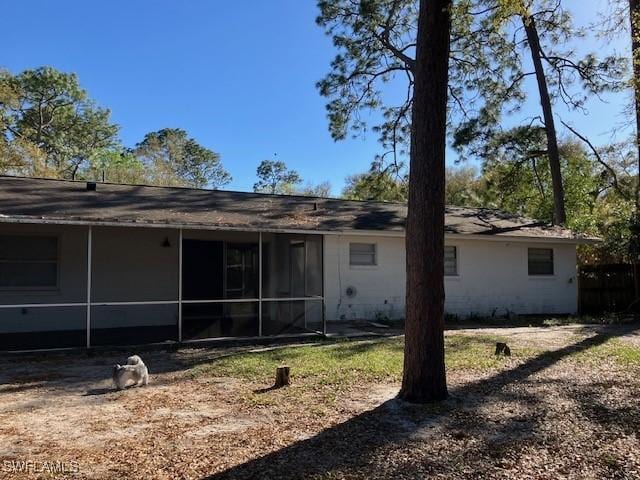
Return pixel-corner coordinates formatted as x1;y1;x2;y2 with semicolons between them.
445;314;631;327
192;334;537;384
541;316;624;326
570;339;640;366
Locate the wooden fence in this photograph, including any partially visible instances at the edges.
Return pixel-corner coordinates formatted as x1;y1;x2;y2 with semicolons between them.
578;264;637;314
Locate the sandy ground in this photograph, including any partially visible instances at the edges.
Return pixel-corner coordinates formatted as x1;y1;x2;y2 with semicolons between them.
0;324;639;479
449;323;640;348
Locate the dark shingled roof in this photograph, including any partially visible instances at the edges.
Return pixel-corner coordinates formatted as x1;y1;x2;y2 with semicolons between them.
0;176;595;242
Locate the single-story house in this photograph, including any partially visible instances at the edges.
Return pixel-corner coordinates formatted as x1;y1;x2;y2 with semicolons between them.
0;176;595;351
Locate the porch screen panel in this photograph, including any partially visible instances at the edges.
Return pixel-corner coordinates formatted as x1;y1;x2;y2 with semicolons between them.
180;231;260;340
182;302;258;340
305;235;323;297
90;304;178;346
262;300;323;336
260;232;323;336
0;306;85;350
225;243;259;299
261;233;324;298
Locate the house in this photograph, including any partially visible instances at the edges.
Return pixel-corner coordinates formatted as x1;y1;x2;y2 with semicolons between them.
0;176;596;351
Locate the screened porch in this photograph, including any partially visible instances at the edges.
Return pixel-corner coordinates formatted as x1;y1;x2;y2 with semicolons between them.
0;224;325;350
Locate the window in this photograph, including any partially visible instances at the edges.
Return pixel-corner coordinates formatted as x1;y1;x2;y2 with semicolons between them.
0;235;58;288
444;246;458;276
349;243;376;266
528;248;554;275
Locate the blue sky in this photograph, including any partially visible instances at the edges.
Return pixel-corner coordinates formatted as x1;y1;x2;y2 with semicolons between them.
2;0;632;194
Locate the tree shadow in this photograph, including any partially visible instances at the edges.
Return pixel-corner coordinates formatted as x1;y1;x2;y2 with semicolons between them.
82;386;114;396
203;323;640;479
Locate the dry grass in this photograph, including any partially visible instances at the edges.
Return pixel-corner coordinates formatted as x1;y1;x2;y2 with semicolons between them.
0;324;639;479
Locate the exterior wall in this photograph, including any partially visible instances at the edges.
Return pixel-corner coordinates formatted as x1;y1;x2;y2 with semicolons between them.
0;223;88;306
90;226;179;337
0;224;181;344
324;234;406;321
92;226;179;303
324;234;578;320
0;223;88;336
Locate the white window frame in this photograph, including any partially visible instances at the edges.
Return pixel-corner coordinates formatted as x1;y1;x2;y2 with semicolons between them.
0;233;60;291
444;245;459;277
349;242;377;267
527;247;555;276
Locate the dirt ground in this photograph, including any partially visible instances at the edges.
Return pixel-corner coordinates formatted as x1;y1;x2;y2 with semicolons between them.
1;324;639;480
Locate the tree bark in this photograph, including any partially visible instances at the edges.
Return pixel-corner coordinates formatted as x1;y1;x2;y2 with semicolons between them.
399;0;451;403
522;15;567;226
630;0;640;211
274;366;290;388
629;0;640;305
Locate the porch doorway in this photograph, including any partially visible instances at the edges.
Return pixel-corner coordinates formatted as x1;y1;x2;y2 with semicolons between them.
181;238;259;340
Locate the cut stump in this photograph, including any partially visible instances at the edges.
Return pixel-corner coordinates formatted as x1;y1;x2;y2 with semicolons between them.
495;342;511;357
274;366;291;388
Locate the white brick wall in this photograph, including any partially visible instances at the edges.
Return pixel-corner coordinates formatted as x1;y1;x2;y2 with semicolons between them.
323;234;578;320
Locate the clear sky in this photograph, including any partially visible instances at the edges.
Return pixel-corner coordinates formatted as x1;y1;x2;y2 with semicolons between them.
2;0;632;194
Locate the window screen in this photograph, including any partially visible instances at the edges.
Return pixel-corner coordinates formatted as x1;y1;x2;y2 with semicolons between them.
349;243;376;266
444;246;457;276
0;235;58;288
528;248;554;275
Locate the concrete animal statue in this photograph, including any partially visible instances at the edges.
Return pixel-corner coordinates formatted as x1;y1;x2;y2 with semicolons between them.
112;355;149;390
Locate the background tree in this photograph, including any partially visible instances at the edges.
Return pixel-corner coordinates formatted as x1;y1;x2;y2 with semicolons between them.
476;127;636;262
624;0;640;203
480;133;601;225
400;0;451;403
445;166;483;206
133;128;231;188
0;67;119;179
520;7;567;224
343;165;483;205
594;0;640;294
318;0;626;227
295;181;332;197
0;73;40;174
456;0;627;225
84;148;147;184
253;160;302;194
343;166;408;201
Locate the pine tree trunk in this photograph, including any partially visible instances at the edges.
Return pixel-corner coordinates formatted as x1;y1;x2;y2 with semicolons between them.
629;0;640;304
522;15;567;226
630;0;640;211
399;0;450;403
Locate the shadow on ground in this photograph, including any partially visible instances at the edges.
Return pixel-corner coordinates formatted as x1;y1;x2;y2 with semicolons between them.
202;323;640;479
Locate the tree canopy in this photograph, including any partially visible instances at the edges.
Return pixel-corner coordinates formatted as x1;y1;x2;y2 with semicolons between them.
316;0;523;164
343;168;407;201
0;67;119;179
318;0;628;226
253;160;302;194
133;128;231;189
0;67;231;189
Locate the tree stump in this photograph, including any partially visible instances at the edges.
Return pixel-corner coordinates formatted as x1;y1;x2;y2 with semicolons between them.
495;342;511;357
274;366;290;388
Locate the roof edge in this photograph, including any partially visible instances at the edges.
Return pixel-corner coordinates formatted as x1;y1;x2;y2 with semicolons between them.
0;215;600;243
